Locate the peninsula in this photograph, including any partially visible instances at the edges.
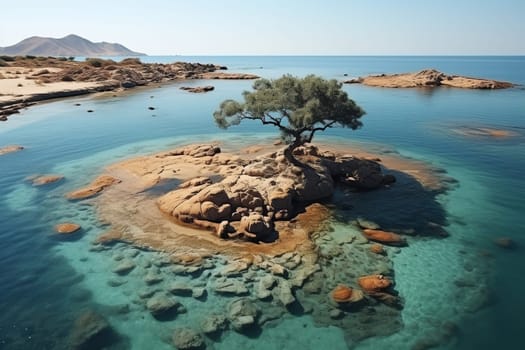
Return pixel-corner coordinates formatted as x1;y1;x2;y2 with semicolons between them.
344;69;514;89
0;56;258;120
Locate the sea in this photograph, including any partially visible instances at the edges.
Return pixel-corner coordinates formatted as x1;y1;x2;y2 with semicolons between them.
0;56;524;350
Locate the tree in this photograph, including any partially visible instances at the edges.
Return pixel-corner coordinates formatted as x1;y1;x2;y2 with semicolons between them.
213;74;365;164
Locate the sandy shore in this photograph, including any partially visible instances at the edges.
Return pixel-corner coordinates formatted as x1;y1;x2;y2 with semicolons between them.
0;56;259;120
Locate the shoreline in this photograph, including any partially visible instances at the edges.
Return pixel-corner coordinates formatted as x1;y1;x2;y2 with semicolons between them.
0;56;259;121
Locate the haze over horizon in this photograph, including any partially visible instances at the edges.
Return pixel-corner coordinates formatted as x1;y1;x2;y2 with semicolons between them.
1;0;524;56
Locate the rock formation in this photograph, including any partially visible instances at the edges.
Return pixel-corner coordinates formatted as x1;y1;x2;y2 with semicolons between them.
362;229;406;246
0;145;24;155
157;144;395;242
55;222;81;234
180;86;215;93
66;175;121;200
344;69;514;89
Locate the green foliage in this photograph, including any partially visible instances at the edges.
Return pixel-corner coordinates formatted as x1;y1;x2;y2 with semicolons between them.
85;58;104;67
119;58;142;65
68;56;75;61
25;55;36;59
0;59;7;67
214;75;365;155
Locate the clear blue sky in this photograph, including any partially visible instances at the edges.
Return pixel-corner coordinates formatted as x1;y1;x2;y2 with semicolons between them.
1;0;524;55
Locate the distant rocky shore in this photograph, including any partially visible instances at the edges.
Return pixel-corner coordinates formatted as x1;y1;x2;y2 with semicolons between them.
344;69;514;89
0;56;259;120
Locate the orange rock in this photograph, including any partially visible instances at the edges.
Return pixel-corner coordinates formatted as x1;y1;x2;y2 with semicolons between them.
370;244;385;254
362;229;406;246
358;275;392;293
330;284;364;303
66;175;121;200
32;175;64;186
55;222;81;234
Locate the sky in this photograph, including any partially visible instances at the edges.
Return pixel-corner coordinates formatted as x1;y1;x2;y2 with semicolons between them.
1;0;524;55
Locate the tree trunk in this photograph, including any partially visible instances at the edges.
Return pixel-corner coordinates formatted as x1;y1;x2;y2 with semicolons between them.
283;138;304;167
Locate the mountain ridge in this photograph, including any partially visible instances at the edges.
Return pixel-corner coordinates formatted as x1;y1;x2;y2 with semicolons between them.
0;34;145;57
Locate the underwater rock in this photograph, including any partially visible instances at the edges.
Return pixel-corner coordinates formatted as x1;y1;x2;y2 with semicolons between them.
66;175;121;200
214;277;249;295
143;271;164;285
356;217;381;230
220;260;250;276
168;281;194;296
69;310;113;350
330;284;364;304
112;259;136;275
362;229;406;246
192;287;207;299
0;145;24;155
227;298;259;332
172;327;205;350
200;314;228;335
55;222;81;234
370;244;385;255
329;309;344;319
494;237;517;249
31;174;64;186
146;293;180;317
273;279;295;307
358;275;392;293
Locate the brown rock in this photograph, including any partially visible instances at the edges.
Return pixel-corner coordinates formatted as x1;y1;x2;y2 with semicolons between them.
330;284;364;304
239;213;274;240
69;310;113;350
180;85;215;93
370;244;385;255
358;275;392;293
362;229;406;246
494;237;517;249
66;175;121;200
0;145;24;155
55;222;81;234
31;174;64;186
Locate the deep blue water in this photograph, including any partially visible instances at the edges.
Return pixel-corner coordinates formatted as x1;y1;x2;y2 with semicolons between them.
1;56;524;349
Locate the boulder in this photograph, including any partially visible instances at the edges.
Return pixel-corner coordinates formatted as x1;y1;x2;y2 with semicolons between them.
213;278;248;295
112;259;135;275
69;310;113;350
146;294;180;317
227;298;259;332
0;145;24;156
168;281;194;296
494;237;517;250
172;328;205;350
31;174;64;186
239;213;274;240
330;284;364;304
200;314;228;335
370;244;385;255
358;275;392;293
273;280;295;307
362;229;406;246
66;175;121;200
55;222;81;234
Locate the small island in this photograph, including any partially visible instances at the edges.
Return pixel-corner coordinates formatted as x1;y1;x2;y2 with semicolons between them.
344;69;514;89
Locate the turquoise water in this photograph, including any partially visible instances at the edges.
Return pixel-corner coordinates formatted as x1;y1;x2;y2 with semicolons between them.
0;56;524;349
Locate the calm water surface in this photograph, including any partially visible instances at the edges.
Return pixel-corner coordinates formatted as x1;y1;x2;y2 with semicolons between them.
0;56;524;349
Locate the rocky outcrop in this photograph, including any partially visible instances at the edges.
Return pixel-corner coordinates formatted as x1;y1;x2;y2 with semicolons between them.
66;175;121;200
180;86;214;93
362;229;406;246
146;294;181;318
157;144;394;242
0;145;24;155
30;174;64;186
344;69;514;89
55;222;81;234
358;274;392;293
330;284;364;304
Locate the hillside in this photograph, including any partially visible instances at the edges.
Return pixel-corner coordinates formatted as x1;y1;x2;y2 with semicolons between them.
0;34;145;57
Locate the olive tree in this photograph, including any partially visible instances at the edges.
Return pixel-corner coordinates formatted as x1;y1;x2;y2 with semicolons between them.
213;74;365;164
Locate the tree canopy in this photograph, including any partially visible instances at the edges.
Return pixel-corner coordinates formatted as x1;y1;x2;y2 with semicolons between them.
213;74;365;162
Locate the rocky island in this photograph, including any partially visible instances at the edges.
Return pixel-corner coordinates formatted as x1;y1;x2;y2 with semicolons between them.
345;68;514;89
0;56;259;120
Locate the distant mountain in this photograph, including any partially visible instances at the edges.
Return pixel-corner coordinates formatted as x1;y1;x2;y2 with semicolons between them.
0;34;145;57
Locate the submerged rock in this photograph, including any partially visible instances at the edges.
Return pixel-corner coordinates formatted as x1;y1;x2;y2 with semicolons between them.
362;229;406;246
172;327;205;350
494;237;517;250
200;314;228;335
112;259;136;275
31;174;64;186
358;275;392;293
66;175;121;200
55;222;81;234
146;294;180;318
214;277;249;295
0;145;24;155
227;298;259;332
69;310;114;350
330;284;364;304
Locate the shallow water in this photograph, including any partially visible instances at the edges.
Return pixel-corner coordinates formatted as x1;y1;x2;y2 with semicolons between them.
1;56;524;349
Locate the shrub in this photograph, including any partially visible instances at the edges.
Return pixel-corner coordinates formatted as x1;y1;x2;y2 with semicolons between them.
0;55;15;62
25;55;36;59
86;58;104;67
61;75;75;81
0;59;7;67
119;58;142;65
68;56;75;61
58;57;67;61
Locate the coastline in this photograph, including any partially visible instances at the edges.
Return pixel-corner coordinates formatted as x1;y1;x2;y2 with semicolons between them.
0;56;259;121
